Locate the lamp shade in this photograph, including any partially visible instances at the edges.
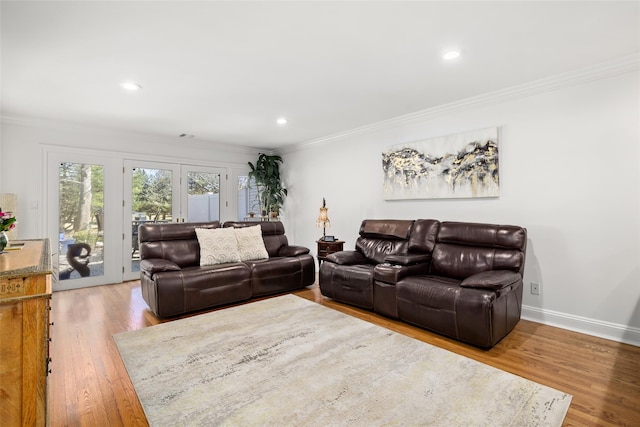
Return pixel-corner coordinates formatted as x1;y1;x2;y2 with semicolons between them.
316;198;330;227
317;207;330;224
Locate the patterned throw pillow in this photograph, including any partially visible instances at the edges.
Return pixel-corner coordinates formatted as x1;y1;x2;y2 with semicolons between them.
234;225;269;261
195;227;241;266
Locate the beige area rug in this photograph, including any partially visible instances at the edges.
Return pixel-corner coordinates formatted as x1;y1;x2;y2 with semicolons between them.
114;295;571;426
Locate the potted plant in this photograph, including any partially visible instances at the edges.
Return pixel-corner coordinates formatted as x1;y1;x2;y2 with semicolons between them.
248;154;288;218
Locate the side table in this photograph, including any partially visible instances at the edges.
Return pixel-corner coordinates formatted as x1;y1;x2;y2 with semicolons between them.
317;239;345;264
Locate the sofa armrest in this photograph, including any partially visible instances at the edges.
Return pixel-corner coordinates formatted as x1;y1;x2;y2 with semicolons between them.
278;245;310;257
460;270;521;290
140;258;181;276
384;253;431;266
325;250;368;265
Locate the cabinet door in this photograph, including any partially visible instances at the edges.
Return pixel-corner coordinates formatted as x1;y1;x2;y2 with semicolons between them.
0;273;50;426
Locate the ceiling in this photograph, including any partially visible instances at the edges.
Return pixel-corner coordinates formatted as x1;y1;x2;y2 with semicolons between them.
1;1;638;150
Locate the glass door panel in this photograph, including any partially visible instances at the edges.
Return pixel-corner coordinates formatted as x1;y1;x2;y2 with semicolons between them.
124;161;180;281
131;166;174;254
237;175;260;221
47;151;122;290
182;166;226;223
186;171;220;222
57;162;105;281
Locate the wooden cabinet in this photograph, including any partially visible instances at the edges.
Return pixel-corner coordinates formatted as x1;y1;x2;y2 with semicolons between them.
0;239;52;426
317;239;345;264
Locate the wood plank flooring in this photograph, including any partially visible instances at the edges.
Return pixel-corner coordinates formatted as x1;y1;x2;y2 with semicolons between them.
48;280;640;426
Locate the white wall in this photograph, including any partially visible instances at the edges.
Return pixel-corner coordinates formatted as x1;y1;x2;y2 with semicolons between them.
279;70;640;345
0;118;260;239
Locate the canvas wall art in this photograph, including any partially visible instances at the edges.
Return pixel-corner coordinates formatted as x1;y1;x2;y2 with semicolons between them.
382;127;500;200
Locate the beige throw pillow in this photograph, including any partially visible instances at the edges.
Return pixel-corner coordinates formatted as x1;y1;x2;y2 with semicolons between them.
234;225;269;261
195;227;241;266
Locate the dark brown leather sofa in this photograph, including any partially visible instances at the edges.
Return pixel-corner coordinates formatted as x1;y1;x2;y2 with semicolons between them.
319;219;527;348
139;221;315;317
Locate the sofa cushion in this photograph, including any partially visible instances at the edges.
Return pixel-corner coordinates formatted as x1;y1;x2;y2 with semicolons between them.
356;237;409;264
437;222;527;251
408;219;440;253
431;244;525;280
195;227;241;265
234;224;269;261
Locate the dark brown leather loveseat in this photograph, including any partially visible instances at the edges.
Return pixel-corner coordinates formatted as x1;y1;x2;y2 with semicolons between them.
139;221;315;317
319;219;527;348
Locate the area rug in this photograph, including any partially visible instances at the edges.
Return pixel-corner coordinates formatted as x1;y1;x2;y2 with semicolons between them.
114;294;572;426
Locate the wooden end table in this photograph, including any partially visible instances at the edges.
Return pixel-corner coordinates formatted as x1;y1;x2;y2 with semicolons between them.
317;239;345;264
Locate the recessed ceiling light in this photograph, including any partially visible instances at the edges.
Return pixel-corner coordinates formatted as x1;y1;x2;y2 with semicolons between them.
443;50;461;61
276;117;288;125
121;81;142;91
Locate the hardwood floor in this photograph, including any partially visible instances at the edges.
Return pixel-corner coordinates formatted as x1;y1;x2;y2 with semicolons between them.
48;280;640;426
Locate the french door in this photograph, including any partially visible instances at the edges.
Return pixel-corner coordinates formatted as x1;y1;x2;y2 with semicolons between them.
48;151;239;288
47;151;123;290
122;161;227;281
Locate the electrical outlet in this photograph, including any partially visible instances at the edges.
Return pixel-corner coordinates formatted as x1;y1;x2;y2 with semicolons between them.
530;282;540;295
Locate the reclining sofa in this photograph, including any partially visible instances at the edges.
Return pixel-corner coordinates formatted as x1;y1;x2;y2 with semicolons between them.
319;219;527;348
139;221;315;317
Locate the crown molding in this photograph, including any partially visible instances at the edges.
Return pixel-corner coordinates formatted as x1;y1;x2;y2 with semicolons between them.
0;114;262;156
276;54;640;155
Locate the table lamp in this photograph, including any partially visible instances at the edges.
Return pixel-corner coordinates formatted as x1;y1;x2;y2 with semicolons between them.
316;198;330;240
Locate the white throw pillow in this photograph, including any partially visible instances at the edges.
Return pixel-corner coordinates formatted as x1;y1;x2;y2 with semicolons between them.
234;225;269;261
195;227;241;266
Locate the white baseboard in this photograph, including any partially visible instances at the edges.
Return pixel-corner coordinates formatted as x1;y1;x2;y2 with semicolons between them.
522;305;640;347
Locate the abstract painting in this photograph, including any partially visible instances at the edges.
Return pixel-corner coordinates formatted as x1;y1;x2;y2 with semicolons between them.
382;127;500;200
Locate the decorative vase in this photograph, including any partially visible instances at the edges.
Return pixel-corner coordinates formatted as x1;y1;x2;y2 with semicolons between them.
0;231;8;253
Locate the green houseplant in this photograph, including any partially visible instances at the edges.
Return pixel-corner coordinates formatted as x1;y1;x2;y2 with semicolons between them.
248;153;288;217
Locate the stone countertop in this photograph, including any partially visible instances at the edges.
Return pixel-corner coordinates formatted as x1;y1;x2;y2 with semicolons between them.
0;238;52;279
